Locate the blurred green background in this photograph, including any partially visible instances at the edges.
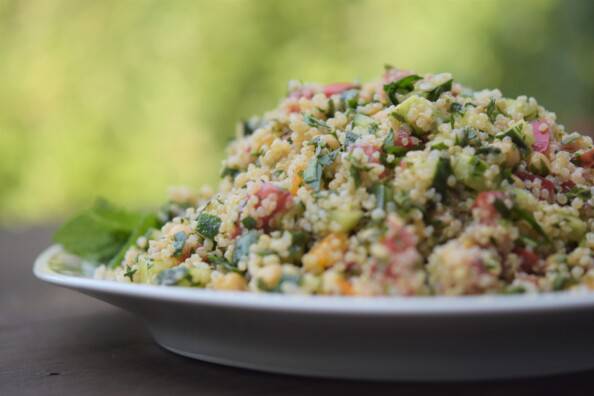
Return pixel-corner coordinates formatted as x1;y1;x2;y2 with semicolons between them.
1;0;593;226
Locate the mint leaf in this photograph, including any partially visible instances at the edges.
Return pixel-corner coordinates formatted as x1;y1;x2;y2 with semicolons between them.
54;198;159;266
196;213;222;240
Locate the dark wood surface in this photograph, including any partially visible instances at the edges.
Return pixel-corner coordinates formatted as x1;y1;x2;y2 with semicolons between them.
1;227;593;395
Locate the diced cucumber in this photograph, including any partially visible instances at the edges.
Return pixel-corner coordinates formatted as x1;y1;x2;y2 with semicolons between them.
352;114;378;134
393;95;434;135
452;153;490;191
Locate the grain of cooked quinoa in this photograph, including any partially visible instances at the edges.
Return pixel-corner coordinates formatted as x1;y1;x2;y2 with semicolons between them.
72;66;594;295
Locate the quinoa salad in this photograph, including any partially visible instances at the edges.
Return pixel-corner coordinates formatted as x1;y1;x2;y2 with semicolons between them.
55;66;594;296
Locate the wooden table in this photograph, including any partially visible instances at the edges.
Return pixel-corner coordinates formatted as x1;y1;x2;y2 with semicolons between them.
1;227;592;395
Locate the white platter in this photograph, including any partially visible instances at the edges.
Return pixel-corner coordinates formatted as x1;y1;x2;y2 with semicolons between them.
34;245;594;381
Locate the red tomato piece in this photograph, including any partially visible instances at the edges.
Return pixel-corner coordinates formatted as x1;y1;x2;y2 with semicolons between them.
473;191;505;223
531;120;550;153
323;82;359;97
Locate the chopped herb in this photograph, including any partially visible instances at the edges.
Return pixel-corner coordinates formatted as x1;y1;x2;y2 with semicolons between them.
124;266;137;281
486;98;503;123
303;114;328;130
53;198;160;267
455;127;480;147
383;75;423;105
208;253;242;273
432;157;452;198
503;285;526;295
552;273;571;291
449;102;463;115
371;183;393;210
287;232;310;264
350;165;362;188
221;167;240;179
232;230;259;265
156;266;190;286
494;198;550;242
241;216;257;229
172;231;187;257
496;123;530;154
426;79;453;101
241;119;258;136
303;156;323;192
196;213;222;240
431;142;449;150
344;131;360;147
476;146;502;156
303;149;337;192
342;89;359;109
565;186;592;201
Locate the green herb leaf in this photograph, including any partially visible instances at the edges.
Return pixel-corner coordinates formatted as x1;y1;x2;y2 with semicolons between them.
232;230;259;265
196;213;222;240
383;75;422;105
207;253;242;273
156;266;190;286
172;231;188;257
486;98;503;123
426;79;453;101
241;216;257;230
54;199;157;266
432;157;452;198
221;167;240;179
303;114;328;130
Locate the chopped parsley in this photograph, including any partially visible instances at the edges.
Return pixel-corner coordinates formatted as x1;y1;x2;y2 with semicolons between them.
383;74;423;105
196;213;222;240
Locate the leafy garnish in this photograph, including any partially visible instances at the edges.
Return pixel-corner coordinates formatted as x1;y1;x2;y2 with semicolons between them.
232;230;259;265
172;231;188;257
54;198;160;267
432;157;452;198
496;123;530;154
426;79;453;101
344;131;360;147
207;253;242;273
565;186;592;201
196;213;222;240
493;198;550;242
156;266;190;286
303;114;328;130
221;167;240;179
486;98;503;123
241;216;258;230
383;75;422;105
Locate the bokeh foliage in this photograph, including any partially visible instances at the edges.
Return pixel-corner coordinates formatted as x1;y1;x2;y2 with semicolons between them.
0;0;592;224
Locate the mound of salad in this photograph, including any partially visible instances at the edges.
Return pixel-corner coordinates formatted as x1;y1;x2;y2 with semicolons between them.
54;66;594;296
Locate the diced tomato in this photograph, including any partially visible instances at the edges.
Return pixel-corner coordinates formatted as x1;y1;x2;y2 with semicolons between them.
515;171;555;201
254;183;292;228
576;148;594;168
323;82;359;97
289;87;315;100
473;191;505;223
382;218;418;254
560;180;576;192
393;130;420;148
353;142;381;164
531;120;550;153
514;248;540;273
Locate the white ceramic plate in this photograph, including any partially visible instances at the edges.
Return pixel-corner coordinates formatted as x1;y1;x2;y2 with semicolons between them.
34;245;594;381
